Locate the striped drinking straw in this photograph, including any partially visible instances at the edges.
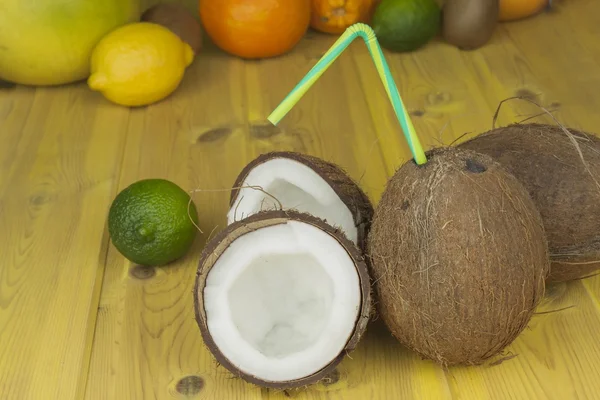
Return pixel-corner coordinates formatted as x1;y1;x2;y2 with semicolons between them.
267;23;427;165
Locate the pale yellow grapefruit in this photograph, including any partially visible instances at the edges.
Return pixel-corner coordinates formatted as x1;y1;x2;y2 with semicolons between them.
0;0;141;86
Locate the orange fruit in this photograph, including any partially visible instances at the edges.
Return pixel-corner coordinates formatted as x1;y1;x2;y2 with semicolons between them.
310;0;379;35
199;0;311;59
499;0;548;21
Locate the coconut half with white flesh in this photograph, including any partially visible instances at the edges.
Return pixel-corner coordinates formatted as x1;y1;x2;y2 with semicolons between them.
227;152;374;251
193;210;371;388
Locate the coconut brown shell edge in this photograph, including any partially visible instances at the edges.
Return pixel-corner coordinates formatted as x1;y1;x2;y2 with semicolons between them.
229;151;374;252
193;209;372;389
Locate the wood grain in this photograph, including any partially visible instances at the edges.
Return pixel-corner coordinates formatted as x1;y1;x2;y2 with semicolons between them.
84;45;256;400
0;85;130;399
1;0;600;399
348;2;600;400
446;281;600;400
351;37;495;176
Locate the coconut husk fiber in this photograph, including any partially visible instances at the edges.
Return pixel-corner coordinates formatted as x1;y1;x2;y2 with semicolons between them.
459;123;600;282
367;147;549;366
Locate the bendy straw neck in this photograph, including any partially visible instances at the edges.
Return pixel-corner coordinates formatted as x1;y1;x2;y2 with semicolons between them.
267;23;427;165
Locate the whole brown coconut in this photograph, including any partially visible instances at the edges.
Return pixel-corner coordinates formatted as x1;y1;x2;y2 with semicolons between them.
141;3;203;54
459;123;600;282
367;147;549;366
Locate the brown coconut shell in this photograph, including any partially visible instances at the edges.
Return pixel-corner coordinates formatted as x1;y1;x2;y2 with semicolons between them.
230;151;374;252
193;209;372;389
459;123;600;282
367;147;549;366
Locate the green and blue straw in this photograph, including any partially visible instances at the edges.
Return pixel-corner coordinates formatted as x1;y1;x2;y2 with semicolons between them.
267;23;427;165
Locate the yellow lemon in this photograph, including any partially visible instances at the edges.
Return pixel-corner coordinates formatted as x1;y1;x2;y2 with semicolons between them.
88;22;195;107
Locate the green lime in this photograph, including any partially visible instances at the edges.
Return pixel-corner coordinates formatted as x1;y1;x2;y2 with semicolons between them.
108;178;199;266
372;0;441;53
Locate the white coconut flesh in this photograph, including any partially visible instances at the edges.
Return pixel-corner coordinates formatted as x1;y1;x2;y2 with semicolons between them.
203;220;362;383
227;158;358;244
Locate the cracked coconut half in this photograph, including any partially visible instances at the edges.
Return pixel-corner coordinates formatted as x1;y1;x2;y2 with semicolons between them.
227;152;373;250
194;210;371;388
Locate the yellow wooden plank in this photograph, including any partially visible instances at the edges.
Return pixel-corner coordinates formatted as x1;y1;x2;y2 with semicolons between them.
550;0;600;74
446;281;600;399
462;9;600;134
84;47;262;400
0;86;36;196
582;274;600;322
0;84;130;399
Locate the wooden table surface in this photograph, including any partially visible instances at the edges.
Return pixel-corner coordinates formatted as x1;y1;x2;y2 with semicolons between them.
2;0;600;399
